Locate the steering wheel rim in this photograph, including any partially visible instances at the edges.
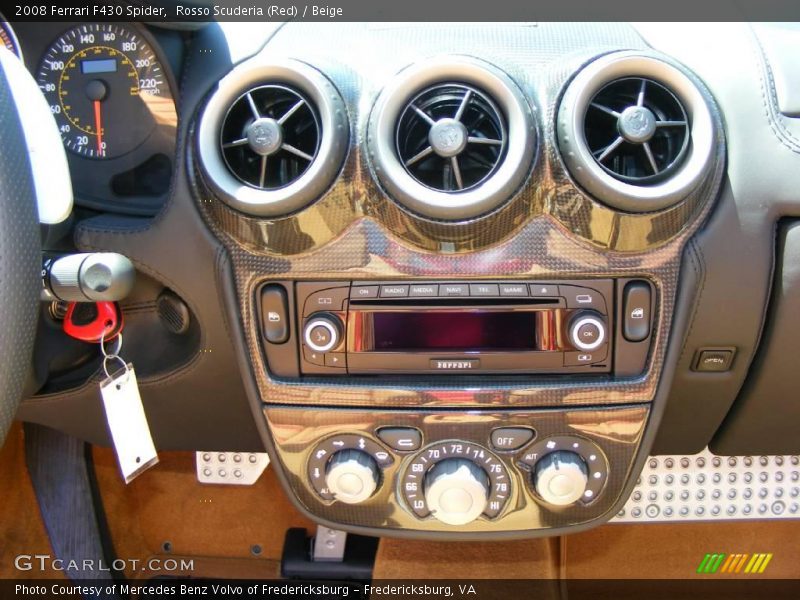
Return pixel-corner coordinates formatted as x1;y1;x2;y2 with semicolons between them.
0;59;43;444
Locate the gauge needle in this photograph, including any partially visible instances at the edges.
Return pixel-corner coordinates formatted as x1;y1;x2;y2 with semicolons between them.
93;100;103;157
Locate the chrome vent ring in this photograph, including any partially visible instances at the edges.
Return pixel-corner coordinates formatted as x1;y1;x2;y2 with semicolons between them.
396;83;507;192
557;53;717;213
369;57;535;221
197;59;348;218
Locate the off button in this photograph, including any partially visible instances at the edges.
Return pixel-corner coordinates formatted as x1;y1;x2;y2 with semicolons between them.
490;427;535;451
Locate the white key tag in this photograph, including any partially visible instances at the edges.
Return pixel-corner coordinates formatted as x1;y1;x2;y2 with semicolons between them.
99;333;159;483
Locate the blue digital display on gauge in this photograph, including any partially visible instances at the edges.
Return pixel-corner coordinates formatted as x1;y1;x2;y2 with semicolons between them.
80;59;117;75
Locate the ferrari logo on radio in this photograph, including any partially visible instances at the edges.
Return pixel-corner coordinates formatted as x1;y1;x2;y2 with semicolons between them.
434;360;475;370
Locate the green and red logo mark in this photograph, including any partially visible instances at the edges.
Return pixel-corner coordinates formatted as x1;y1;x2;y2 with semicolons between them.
697;553;773;575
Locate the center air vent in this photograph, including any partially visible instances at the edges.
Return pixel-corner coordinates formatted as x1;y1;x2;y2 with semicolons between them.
369;57;535;221
585;78;689;183
396;84;507;192
197;59;348;218
220;85;320;190
558;53;718;213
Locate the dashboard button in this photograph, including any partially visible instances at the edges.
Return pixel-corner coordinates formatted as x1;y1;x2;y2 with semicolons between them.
260;284;289;343
302;285;349;317
302;347;326;366
499;283;528;297
569;312;606;351
564;349;606;366
351;285;379;299
623;281;652;341
377;427;422;451
561;285;606;311
469;283;499;296
530;284;559;297
693;348;735;372
490;427;535;451
440;284;469;297
303;315;342;353
324;352;346;368
409;284;438;297
380;285;409;298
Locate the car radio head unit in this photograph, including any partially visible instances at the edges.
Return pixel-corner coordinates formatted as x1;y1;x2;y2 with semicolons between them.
252;279;650;377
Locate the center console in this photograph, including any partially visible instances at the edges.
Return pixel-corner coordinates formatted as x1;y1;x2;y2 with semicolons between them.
189;23;726;538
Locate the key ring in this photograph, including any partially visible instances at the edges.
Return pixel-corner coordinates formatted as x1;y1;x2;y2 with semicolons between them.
103;355;130;381
100;330;129;383
100;330;123;359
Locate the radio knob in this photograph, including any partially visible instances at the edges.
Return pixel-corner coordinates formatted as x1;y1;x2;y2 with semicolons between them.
568;311;606;351
424;459;489;525
324;449;379;504
533;451;589;506
303;313;342;353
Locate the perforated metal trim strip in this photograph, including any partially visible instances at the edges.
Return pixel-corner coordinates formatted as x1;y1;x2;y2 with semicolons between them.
613;449;800;522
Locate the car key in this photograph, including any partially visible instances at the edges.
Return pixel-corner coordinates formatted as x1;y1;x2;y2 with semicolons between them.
62;301;123;343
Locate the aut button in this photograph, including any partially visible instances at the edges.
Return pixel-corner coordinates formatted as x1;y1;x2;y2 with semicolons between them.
260;284;289;343
377;427;422;452
490;427;535;451
623;281;652;342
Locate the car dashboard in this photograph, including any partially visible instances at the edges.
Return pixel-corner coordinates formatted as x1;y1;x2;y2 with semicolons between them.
10;20;800;541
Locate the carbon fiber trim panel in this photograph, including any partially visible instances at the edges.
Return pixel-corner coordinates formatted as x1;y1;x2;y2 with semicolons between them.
189;23;725;410
265;404;648;534
184;23;726;535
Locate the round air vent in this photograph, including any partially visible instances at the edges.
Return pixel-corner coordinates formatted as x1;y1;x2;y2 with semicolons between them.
197;59;348;217
396;84;507;192
558;53;717;213
369;57;535;221
220;85;320;190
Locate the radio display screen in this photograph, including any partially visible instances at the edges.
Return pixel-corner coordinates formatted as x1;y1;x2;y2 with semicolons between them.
370;311;536;352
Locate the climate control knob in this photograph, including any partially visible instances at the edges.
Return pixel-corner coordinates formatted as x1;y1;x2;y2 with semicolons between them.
424;459;490;525
534;451;589;506
568;311;606;351
303;313;342;353
324;449;379;504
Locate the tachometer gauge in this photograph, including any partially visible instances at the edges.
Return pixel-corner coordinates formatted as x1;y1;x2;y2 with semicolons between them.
0;19;22;60
37;23;174;159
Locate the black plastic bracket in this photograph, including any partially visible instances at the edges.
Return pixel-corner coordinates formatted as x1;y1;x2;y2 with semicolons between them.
280;527;379;581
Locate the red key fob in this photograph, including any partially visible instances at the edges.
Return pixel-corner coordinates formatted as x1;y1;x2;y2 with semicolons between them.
63;301;123;343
